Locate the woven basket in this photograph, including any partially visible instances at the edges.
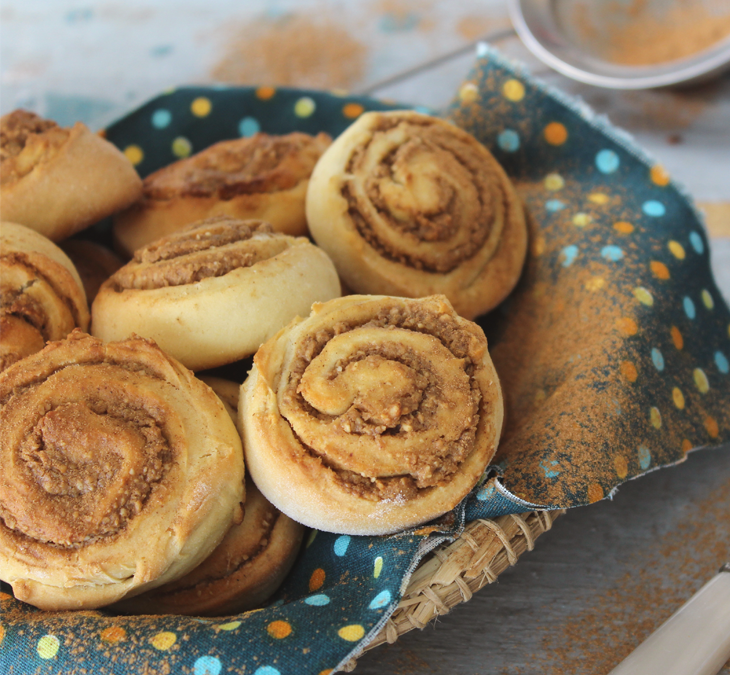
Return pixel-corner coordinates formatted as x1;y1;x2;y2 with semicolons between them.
346;510;562;670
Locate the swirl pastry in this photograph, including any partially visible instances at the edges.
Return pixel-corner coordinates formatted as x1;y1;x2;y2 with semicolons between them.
241;294;503;536
116;374;304;616
60;239;124;303
0;222;89;372
0;331;244;611
0;110;142;241
92;216;341;371
306;110;528;319
113;131;332;257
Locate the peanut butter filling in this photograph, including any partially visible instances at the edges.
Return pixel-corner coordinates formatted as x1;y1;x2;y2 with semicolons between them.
279;301;485;502
110;217;290;290
0;110;70;184
143;132;331;200
342;117;504;273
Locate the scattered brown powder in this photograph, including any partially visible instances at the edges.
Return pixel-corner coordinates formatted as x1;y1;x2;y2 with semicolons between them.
210;13;368;90
568;0;730;66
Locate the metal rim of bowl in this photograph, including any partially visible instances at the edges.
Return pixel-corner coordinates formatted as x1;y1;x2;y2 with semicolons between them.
508;0;730;89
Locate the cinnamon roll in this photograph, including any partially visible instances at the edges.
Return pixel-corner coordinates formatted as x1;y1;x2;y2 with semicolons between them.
0;331;244;611
306;110;527;319
113;131;331;257
0;222;89;372
92;216;341;371
240;294;503;536
0;110;142;241
60;239;124;303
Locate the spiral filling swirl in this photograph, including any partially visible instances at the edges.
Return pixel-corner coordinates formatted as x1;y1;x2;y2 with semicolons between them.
342;117;506;274
277;300;485;502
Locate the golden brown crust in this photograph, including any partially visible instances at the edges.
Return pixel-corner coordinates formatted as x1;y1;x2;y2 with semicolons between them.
113;132;332;256
60;239;124;303
0;331;244;611
0;222;89;372
306;111;528;319
0;110;143;241
92;216;341;371
240;294;503;535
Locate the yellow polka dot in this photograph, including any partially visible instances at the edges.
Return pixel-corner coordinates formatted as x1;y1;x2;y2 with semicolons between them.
101;626;126;644
633;287;654;306
216;621;241;631
672;387;685;409
544;122;568;145
682;439;693;454
306;530;317;547
650;165;670;186
587;483;604;503
588;193;610;204
338;624;366;642
459;82;479;103
617;317;638;336
171;136;192;158
650;261;670;280
701;289;714;309
585;277;605;292
620;361;638;382
668;241;686;259
123;145;143;166
343;102;365;118
531;237;546;257
309;568;325;591
191;96;212;117
151;631;176;651
614;455;628;479
373;556;383;579
544;173;564;191
267;621;292;639
671;326;683;350
256;86;276;100
502;79;525;102
705;416;719;439
37;635;60;659
572;213;591;227
650;407;662;429
0;625;4;647
534;389;547;405
694;368;710;394
613;221;634;234
294;97;316;118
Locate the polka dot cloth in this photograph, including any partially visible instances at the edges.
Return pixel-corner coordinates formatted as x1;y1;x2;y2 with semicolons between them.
3;49;728;675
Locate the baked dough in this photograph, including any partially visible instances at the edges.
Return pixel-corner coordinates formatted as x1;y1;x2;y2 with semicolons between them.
0;110;143;241
0;331;244;611
60;239;124;303
0;221;89;372
113;131;331;256
92;216;341;371
240;294;503;536
306;110;528;319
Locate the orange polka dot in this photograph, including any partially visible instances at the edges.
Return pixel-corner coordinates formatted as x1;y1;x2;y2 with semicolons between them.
319;670;334;675
587;483;604;503
0;624;4;646
531;237;546;257
256;86;276;100
267;621;292;639
614;455;628;479
101;626;126;644
650;165;670;186
671;326;683;350
650;261;670;280
343;103;364;119
620;361;638;382
0;592;12;601
681;439;693;454
544;122;568;145
309;568;325;591
705;416;719;439
617;317;638;336
613;221;634;234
